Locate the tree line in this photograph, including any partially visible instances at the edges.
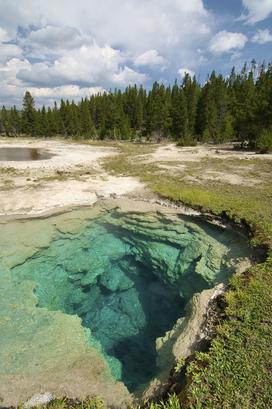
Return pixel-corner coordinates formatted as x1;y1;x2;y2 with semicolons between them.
0;60;272;149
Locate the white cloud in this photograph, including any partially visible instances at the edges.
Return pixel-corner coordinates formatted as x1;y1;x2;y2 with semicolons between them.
0;44;22;62
25;25;85;52
0;58;105;106
0;0;213;105
0;27;11;42
29;85;104;99
178;68;195;79
209;31;248;54
134;50;167;67
113;66;147;85
252;28;272;44
241;0;272;24
29;85;105;106
0;0;212;64
0;0;210;50
17;43;147;88
0;58;32;105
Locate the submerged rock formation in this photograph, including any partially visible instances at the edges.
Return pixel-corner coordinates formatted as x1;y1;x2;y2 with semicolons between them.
0;200;250;406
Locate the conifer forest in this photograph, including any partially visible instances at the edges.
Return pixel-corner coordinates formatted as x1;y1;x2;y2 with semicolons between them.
1;61;272;151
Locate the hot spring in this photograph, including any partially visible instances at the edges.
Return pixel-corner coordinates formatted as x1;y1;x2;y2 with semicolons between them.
0;147;54;161
0;201;251;405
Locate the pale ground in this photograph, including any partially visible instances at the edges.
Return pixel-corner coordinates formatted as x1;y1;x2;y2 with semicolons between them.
142;143;272;162
133;143;272;187
1;140;271;217
0;139;143;216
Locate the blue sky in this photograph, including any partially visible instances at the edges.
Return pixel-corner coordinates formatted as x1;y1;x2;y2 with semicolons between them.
0;0;271;106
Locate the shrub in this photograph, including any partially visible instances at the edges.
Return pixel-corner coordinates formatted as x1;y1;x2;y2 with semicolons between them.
177;135;197;147
256;129;272;153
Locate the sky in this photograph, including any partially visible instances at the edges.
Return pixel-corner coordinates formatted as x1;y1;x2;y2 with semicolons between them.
0;0;272;107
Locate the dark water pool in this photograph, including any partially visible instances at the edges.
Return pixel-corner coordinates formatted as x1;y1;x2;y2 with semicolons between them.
0;147;53;161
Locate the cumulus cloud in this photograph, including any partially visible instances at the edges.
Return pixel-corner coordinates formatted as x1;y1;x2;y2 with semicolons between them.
0;58;105;106
240;0;272;24
17;43;147;88
0;27;11;42
252;28;272;44
134;50;167;67
25;26;85;53
0;0;210;52
29;85;104;99
209;31;248;54
178;68;195;79
113;66;147;85
0;44;22;62
0;0;212;67
0;0;215;106
29;85;105;106
0;58;32;105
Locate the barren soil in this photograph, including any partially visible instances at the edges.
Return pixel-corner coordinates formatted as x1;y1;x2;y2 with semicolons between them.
132;143;272;187
1;140;271;217
0;139;142;216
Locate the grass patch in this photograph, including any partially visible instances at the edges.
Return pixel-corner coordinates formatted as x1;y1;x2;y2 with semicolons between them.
185;258;272;408
0;166;19;175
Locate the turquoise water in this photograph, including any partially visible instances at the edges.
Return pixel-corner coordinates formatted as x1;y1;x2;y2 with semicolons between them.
5;210;249;392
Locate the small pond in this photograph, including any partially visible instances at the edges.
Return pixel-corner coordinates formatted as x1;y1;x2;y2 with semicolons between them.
0;147;53;161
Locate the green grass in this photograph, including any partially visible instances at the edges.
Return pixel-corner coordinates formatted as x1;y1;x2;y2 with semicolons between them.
102;143;272;409
185;258;272;408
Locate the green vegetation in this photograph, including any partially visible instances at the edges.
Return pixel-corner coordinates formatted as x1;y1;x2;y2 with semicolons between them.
23;397;105;409
186;259;272;408
19;395;181;409
102;143;272;408
256;129;272;153
1;61;272;148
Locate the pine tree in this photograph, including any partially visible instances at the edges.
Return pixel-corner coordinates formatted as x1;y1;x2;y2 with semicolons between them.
79;98;95;138
255;63;272;134
230;66;257;146
146;82;171;140
9;106;21;135
182;74;200;137
171;82;189;142
0;106;12;135
22;91;36;136
199;72;233;143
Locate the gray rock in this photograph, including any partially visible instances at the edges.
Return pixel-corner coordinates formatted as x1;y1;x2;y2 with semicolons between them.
24;392;54;408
